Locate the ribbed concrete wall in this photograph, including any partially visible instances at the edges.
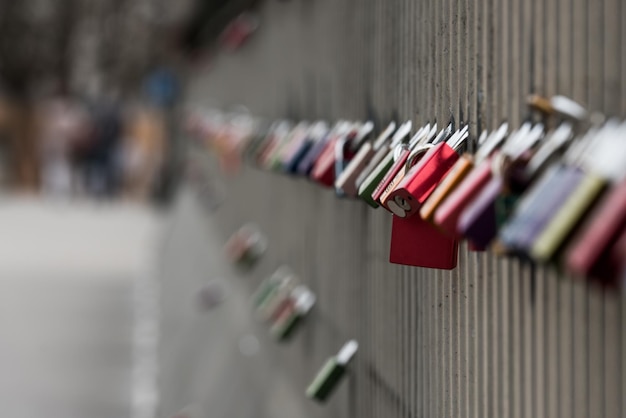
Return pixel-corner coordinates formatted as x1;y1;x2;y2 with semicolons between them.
184;0;625;417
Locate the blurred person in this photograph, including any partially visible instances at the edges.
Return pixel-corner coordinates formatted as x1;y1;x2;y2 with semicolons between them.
36;97;90;198
120;105;166;201
0;96;40;192
80;96;123;198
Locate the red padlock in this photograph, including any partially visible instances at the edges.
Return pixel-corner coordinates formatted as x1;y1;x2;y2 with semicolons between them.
433;156;495;236
386;125;468;218
389;215;458;269
310;123;355;187
565;179;626;280
372;123;438;209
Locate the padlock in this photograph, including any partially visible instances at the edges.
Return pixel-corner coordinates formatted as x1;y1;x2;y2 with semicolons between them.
306;340;358;402
224;224;267;269
296;121;348;176
253;266;295;319
256;121;292;168
334;122;374;196
283;122;329;173
268;122;311;171
491;123;575;232
420;124;509;222
310;123;357;187
420;156;475;221
498;165;585;252
243;120;274;163
565;179;626;280
498;122;612;255
354;124;402;190
270;285;316;341
335;122;374;178
356;121;420;207
257;278;295;322
367;123;428;205
433;155;496;236
456;174;504;248
530;121;626;262
386;125;468;217
371;133;428;207
265;122;310;171
527;94;589;123
389;214;459;269
433;122;537;237
334;121;395;197
376;124;451;211
457;123;545;248
530;174;607;261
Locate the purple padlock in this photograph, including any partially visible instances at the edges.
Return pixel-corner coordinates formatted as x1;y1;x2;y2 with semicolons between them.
457;176;503;248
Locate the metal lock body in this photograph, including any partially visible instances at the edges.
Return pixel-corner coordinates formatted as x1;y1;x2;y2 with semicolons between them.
433;156;495;236
266;123;310;171
357;149;397;207
453;123;545;248
271;122;313;171
389;214;458;269
420;124;509;222
334;122;396;197
334;122;374;180
499;121;622;257
420;154;474;222
310;123;355;187
527;94;589;122
224;224;267;269
242;120;273;163
565;179;626;280
375;124;443;211
283;122;329;173
354;140;395;189
378;143;434;211
257;278;294;322
356;121;414;207
530;173;606;262
253;266;295;317
269;294;295;323
296;121;347;176
334;122;373;195
306;340;358;402
250;121;287;166
306;359;345;402
386;125;467;218
530;121;626;262
270;285;316;341
457;175;504;249
371;145;412;206
434;122;541;238
257;122;293;169
498;165;585;252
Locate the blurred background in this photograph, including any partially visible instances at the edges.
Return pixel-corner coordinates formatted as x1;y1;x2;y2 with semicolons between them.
0;1;275;418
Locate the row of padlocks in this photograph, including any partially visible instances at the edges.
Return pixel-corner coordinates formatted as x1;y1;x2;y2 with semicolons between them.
187;95;626;289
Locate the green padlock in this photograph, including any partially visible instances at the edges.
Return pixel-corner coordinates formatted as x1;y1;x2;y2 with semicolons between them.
306;340;358;402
